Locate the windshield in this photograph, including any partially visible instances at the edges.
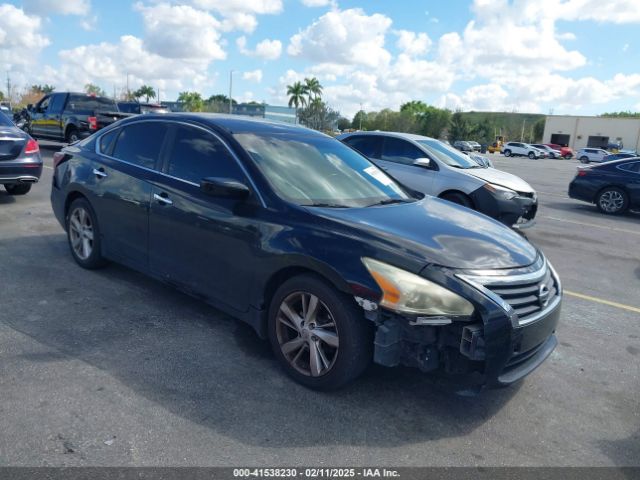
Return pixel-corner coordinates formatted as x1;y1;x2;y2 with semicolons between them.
234;133;411;208
417;139;481;169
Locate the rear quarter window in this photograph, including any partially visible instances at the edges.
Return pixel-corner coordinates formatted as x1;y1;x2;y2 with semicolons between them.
68;95;117;113
112;122;168;170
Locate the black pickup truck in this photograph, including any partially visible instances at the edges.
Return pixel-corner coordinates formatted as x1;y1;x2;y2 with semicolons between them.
26;92;131;143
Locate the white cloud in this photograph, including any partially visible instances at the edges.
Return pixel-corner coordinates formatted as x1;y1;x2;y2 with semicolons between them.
192;0;282;15
288;8;392;69
23;0;90;16
0;4;50;73
395;30;431;57
300;0;337;7
243;69;263;82
135;3;226;61
79;14;98;31
237;36;282;60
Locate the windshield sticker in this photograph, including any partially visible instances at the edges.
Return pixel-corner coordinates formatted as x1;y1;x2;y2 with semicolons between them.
364;166;393;186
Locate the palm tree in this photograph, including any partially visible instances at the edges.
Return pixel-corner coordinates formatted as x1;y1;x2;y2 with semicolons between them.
304;77;323;103
287;81;308;124
134;85;156;103
177;91;204;112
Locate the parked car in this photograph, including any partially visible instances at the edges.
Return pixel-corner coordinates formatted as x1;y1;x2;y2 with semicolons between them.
117;102;169;115
26;92;131;143
51;114;561;390
569;158;640;214
0;111;42;196
501;142;543;159
545;143;574;158
453;140;473;152
577;148;610;164
603;152;637;162
0;104;10;114
338;131;538;228
468;141;481;151
531;144;562;159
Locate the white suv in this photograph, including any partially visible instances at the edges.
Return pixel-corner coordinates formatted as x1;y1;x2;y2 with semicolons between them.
577;148;609;163
501;142;543;159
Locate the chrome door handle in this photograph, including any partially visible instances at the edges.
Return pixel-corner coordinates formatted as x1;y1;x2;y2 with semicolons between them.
153;193;173;206
93;168;107;178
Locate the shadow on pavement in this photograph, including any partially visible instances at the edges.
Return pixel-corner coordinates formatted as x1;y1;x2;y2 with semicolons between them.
1;233;521;448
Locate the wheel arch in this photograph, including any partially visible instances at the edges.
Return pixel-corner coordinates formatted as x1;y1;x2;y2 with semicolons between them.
438;189;476;209
64;190;90;222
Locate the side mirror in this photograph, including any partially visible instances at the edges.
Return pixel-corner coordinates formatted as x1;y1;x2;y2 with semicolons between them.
413;158;431;168
201;177;251;200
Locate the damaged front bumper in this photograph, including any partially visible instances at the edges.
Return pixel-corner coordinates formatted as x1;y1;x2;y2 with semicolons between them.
355;258;561;388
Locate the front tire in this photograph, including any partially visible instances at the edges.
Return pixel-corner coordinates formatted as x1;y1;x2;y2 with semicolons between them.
441;192;473;209
4;183;32;195
66;198;108;269
268;274;372;390
596;187;628;215
528;152;535;159
504;150;512;157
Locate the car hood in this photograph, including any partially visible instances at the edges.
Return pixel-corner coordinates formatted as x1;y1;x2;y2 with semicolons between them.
463;167;535;193
312;196;538;271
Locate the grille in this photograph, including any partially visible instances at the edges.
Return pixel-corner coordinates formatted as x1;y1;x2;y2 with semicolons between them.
459;261;560;326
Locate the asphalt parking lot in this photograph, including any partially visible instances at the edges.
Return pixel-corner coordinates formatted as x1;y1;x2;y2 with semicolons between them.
0;145;638;467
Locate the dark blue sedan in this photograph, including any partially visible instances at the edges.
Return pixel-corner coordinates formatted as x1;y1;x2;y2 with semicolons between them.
569;158;640;214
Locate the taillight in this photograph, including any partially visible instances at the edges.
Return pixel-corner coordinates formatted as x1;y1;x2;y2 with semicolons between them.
25;138;40;154
577;170;588;176
53;152;66;169
88;116;98;130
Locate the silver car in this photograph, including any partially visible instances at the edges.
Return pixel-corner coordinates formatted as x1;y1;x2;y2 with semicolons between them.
338;131;538;228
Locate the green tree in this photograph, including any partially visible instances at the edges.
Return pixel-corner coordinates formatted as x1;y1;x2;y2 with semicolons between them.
449;111;476;143
304;77;323;103
84;83;106;96
31;84;55;94
177;91;204;112
418;106;452;138
600;111;640;118
286;81;308;124
0;91;4;102
337;117;351;131
298;99;340;131
134;85;156;103
532;118;545;142
400;100;428;115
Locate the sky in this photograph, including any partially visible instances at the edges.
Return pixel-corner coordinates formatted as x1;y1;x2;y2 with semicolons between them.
0;0;639;118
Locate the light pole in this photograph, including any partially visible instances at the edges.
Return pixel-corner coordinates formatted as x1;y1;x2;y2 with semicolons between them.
359;102;364;130
229;70;235;114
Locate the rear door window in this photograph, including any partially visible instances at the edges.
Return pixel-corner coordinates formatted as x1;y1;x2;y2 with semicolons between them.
166;124;245;184
112;122;168;170
381;137;426;165
48;94;66;114
343;136;382;159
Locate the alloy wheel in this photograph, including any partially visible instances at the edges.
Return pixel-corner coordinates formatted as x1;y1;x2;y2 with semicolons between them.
599;190;624;213
275;291;339;377
69;207;94;260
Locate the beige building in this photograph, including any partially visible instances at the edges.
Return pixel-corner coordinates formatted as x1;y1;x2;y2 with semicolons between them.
543;115;640;152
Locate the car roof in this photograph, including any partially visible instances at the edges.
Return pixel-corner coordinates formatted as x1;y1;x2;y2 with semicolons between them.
338;131;436;142
119;112;325;136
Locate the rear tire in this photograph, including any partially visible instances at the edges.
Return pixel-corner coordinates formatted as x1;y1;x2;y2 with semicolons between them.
596;187;628;215
66;127;80;144
66;198;108;269
441;192;473;209
4;183;32;195
580;156;589;163
504;150;512;157
528;152;535;159
268;274;372;390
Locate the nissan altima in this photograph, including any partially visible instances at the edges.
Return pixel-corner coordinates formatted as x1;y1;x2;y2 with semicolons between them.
51;114;561;390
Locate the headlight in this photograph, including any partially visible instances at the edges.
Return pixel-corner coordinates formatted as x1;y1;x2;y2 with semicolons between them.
484;183;518;200
362;258;474;316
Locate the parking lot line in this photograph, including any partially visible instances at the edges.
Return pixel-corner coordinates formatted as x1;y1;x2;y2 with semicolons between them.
43;165;53;170
536;191;568;199
565;290;640;314
542;216;640;236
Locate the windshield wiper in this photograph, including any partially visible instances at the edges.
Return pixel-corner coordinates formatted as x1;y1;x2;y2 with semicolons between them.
365;198;411;207
300;202;351;208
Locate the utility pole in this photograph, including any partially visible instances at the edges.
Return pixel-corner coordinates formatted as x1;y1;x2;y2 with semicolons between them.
6;71;11;106
229;71;232;114
126;73;130;100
